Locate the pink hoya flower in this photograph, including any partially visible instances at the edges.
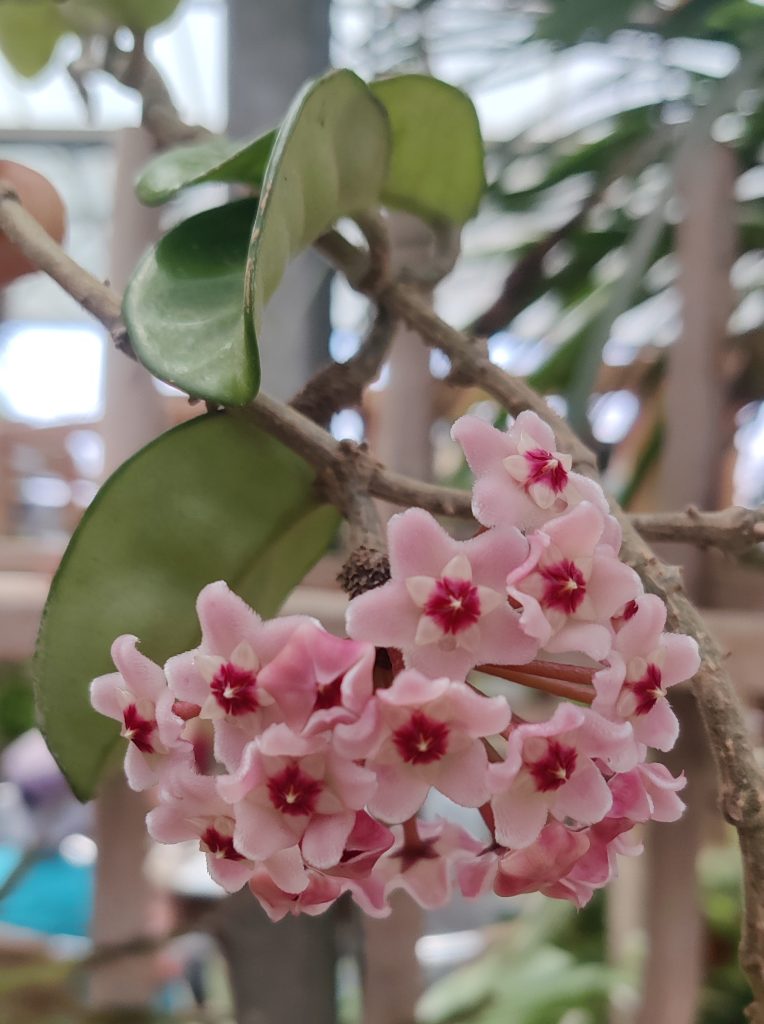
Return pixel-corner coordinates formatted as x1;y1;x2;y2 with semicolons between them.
164;581;314;770
559;818;642;907
451;410;614;536
248;866;343;923
375;818;484;909
147;771;255;893
609;762;686;823
346;507;537;679
218;723;376;874
507;502;642;661
90;635;187;791
488;702;635;850
257;623;375;736
248;811;395;921
321;810;395;917
592;593;699;751
459;820;591;903
335;669;510;822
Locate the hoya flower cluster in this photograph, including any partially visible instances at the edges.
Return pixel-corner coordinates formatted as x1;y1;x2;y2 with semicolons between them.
90;411;698;921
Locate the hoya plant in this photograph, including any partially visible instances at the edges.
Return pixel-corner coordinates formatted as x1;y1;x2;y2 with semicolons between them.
0;52;761;1020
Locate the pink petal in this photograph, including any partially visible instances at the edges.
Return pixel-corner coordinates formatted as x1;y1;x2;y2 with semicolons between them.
476;603;539;667
378;671;449;708
388;508;459;580
434;741;490;807
441;684;511;737
265;845;309;894
345;579;420;650
633;698;679;752
207;856;253;893
111;635;166;702
660;633;700;688
164;651;209;706
234;802;302;861
614;595;666;659
368;762;430;823
552;759;612;826
451;414;512;476
462;525;529;594
90;673;126;722
302;811;355;869
491;782;549;849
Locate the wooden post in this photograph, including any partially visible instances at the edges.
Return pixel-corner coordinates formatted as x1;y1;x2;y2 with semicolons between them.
89;127;167;1012
634;139;737;1024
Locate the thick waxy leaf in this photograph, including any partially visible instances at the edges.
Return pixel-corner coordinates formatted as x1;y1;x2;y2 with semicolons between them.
0;2;66;78
136;131;276;207
245;69;390;349
34;414;339;799
370;75;485;223
64;0;182;31
123;198;258;405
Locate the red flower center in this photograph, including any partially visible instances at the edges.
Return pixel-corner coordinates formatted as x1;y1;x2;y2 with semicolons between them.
393;711;450;765
314;676;344;712
423;576;481;635
200;825;245;861
523;448;569;493
539;559;587;615
626;663;665;716
621;599;639;621
121;704;157;754
210;662;259;716
526;738;578;793
267;763;323;816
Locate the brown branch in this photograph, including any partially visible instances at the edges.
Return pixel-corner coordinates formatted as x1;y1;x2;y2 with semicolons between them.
104;36;212;149
292;306;396;427
631;505;764;554
0;182;132;355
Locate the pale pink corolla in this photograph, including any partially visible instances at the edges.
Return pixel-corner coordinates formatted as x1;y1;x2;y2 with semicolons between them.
218;723;376;874
346;508;537;679
248;866;344;922
374;818;484;909
609;762;686;823
323;810;395;917
488;702;635;849
559;818;642;907
257;623;375;736
459;820;591;904
452;410;614;537
507;502;642;661
592;594;700;751
147;772;254;892
336;670;510;822
164;581;314;770
90;635;187;791
247;811;395;921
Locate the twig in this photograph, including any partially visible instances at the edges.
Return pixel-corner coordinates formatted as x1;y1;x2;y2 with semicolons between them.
0;183;131;354
631;505;764;553
292;306;396;427
104;36;212;149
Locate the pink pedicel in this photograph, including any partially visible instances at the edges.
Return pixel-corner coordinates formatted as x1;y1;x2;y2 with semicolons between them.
91;412;695;918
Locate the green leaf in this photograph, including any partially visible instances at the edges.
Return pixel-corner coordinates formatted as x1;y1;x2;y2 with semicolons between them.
123;198;259;405
370;75;485;223
245;69;390;351
34;414;339;800
0;2;67;78
62;0;182;32
136;131;276;207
